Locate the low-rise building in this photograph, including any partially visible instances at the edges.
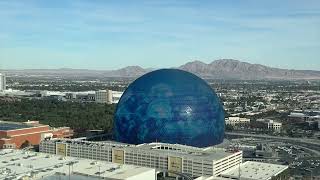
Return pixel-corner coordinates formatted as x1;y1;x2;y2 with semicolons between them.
0;149;155;180
225;117;250;126
256;119;282;132
65;91;96;102
268;121;282;132
218;161;289;180
176;161;289;180
0;120;73;149
40;139;243;178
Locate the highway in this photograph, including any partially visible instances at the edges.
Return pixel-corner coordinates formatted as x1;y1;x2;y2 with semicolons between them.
225;132;320;156
225;132;320;146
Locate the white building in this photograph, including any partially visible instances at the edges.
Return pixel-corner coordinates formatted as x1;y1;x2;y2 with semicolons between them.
40;90;66;97
225;117;250;126
194;162;288;180
0;89;35;96
218;161;288;180
268;121;282;132
0;73;6;91
0;149;155;180
112;90;123;103
257;119;282;132
95;90;123;104
40;139;243;178
95;90;110;104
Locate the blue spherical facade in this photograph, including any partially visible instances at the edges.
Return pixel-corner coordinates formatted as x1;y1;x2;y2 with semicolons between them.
114;69;224;147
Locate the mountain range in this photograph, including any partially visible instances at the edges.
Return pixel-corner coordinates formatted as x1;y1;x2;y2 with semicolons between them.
179;59;320;80
2;59;320;80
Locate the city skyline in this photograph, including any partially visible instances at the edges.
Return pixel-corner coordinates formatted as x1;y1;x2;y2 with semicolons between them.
0;0;320;70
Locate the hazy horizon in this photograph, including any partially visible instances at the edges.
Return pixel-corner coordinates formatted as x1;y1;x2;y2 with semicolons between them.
0;0;319;70
1;59;320;71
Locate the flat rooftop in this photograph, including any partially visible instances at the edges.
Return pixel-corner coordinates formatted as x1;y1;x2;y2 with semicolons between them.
48;139;238;161
137;142;236;160
0;149;154;180
220;161;288;180
0;121;32;131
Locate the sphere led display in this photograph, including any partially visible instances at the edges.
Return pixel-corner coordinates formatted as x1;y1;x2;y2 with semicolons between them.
114;69;224;147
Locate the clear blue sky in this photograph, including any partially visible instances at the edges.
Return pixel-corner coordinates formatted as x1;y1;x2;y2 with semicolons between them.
0;0;319;70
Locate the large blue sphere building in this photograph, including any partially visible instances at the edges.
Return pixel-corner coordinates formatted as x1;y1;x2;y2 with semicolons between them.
114;69;225;147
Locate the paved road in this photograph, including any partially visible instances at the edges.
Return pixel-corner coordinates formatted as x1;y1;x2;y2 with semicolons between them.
298;146;320;156
225;132;320;147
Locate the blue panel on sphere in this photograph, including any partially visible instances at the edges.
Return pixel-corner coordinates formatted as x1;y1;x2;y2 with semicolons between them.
114;69;225;147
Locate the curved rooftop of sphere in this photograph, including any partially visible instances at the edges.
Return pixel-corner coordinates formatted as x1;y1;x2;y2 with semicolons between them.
114;69;225;147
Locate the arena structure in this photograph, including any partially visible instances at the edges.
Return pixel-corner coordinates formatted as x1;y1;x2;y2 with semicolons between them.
114;69;225;147
38;69;288;180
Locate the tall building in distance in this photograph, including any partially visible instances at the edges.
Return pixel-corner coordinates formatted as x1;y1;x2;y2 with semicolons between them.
95;89;123;104
95;90;112;104
0;73;6;91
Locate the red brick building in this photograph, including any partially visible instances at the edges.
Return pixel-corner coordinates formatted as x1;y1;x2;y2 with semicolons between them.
0;120;73;149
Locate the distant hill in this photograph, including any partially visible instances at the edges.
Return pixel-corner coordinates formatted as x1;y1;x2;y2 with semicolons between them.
107;66;150;77
179;59;320;80
2;59;320;80
1;67;151;78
